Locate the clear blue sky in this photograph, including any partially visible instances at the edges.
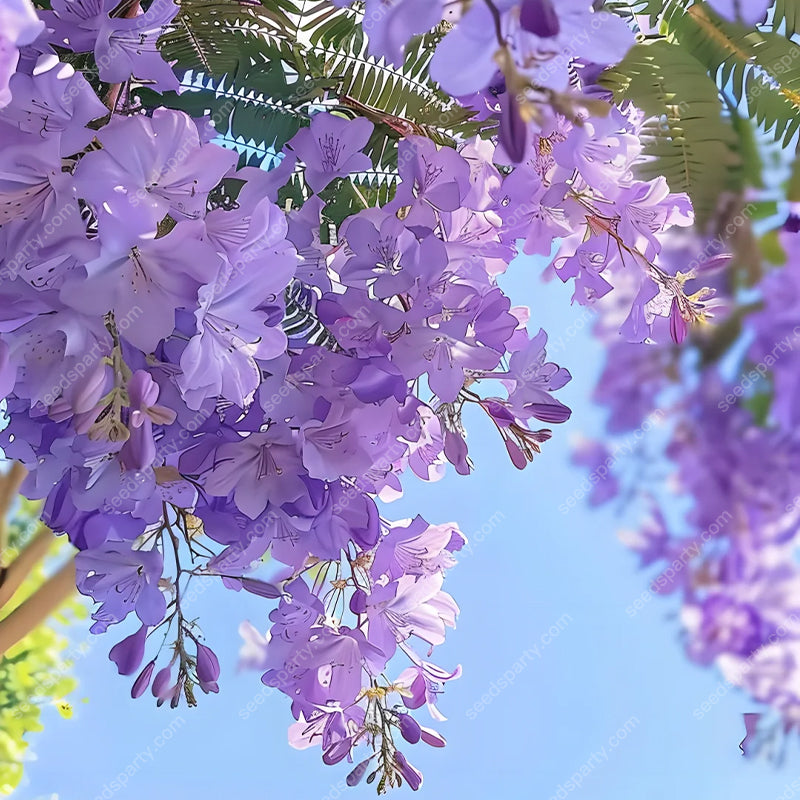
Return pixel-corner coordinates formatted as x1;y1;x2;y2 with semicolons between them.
14;258;800;800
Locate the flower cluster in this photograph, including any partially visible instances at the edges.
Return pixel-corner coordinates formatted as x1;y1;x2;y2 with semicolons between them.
343;1;712;344
573;218;800;738
0;0;651;787
1;0;717;788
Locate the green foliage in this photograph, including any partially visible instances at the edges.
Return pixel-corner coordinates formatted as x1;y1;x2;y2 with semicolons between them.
602;1;800;224
144;0;482;221
600;38;742;225
774;0;800;37
0;503;84;796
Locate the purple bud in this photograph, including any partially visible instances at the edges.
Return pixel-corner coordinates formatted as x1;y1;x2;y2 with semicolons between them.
741;712;762;757
520;0;561;37
444;428;470;476
152;665;172;700
420;726;447;748
488;71;506;97
346;757;374;786
500;91;528;165
322;738;352;765
350;588;367;614
240;578;283;598
398;713;422;744
483;399;515;428
784;213;800;233
394;750;423;791
73;362;110;414
694;254;731;275
505;438;528;470
195;642;220;683
170;675;184;709
131;660;156;698
109;624;147;676
526;401;572;424
669;298;688;344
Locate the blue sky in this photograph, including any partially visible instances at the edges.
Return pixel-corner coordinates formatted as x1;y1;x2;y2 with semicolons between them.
14;259;800;800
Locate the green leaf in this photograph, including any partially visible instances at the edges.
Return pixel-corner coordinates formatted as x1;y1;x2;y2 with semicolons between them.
148;0;482;222
600;38;742;225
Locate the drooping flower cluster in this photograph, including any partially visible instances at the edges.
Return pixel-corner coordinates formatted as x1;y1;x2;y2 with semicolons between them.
351;0;711;344
572;218;800;740
0;0;708;789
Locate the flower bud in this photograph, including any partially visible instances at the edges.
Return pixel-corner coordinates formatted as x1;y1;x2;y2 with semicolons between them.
109;624;147;676
398;713;422;744
131;660;156;698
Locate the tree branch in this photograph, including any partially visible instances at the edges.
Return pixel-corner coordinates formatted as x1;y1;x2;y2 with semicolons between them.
0;461;28;557
0;559;76;657
0;525;57;611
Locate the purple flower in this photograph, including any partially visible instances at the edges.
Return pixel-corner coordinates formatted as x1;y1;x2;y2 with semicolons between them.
339;209;445;298
262;626;363;711
2;62;108;156
0;124;63;226
506;329;572;423
395;661;461;721
201;427;307;519
389;137;471;231
429;1;499;97
45;0;115;52
119;370;177;471
73;109;237;242
178;211;296;410
95;0;180;91
365;573;458;662
394;319;503;403
75;545;166;633
60;221;220;352
431;0;632;95
0;0;43;108
687;595;765;664
371;516;463;580
287;114;374;193
361;0;444;65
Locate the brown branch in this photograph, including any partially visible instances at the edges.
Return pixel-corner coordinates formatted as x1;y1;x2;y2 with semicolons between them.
0;559;76;657
0;461;28;557
0;525;57;611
